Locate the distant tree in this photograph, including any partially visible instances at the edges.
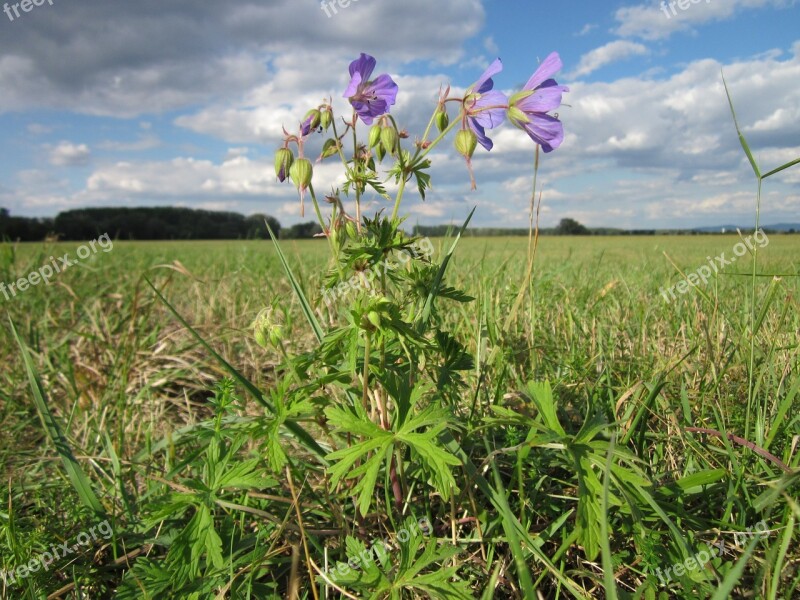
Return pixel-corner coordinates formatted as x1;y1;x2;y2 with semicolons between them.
283;221;323;239
245;214;281;239
555;218;590;235
51;207;283;240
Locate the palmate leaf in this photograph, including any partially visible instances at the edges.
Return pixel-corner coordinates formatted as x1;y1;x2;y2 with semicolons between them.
413;160;432;200
325;405;394;516
327;517;471;600
214;458;273;490
392;540;471;600
395;405;462;497
325;404;461;515
168;504;224;580
115;557;174;600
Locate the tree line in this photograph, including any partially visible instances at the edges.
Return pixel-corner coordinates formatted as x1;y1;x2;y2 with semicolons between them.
0;207;325;241
4;209;793;242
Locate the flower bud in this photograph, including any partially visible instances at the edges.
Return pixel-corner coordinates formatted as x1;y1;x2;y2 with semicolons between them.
253;308;284;349
367;310;381;329
304;109;321;131
455;129;478;159
368;124;382;148
435;109;449;133
289;158;313;190
274;148;294;182
345;220;357;240
375;142;386;162
319;107;332;130
381;127;399;156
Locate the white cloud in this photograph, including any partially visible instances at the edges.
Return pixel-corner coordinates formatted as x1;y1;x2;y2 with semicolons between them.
48;142;91;166
0;0;484;117
97;134;161;152
615;0;796;41
569;41;649;78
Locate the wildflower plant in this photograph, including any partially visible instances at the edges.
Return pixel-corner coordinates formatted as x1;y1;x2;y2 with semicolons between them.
258;51;568;593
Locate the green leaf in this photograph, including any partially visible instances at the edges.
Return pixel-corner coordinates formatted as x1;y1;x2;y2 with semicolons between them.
600;435;620;600
215;459;273;491
264;218;325;343
721;72;760;178
761;156;800;179
574;450;603;561
525;380;566;436
413;160;432;200
674;468;728;493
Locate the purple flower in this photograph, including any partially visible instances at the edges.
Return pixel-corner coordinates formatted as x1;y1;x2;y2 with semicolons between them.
508;52;569;153
343;53;398;125
464;58;508;151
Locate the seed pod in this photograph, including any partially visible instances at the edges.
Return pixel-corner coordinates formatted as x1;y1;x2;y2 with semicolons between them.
435;109;449;133
289;158;313;190
319;107;332;130
368;124;382;148
380;127;399;156
455;129;478;159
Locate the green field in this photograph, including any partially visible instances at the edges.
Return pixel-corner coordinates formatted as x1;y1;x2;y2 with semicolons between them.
1;235;798;598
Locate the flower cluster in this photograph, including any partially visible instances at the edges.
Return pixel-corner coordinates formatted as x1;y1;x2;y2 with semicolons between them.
274;51;567;211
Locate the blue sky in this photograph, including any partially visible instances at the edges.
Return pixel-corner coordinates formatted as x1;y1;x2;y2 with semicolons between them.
1;0;798;229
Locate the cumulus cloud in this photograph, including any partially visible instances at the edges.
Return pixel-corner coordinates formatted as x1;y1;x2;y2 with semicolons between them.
15;42;795;228
569;41;649;78
1;1;797;230
0;0;484;117
48;142;91;166
615;0;796;41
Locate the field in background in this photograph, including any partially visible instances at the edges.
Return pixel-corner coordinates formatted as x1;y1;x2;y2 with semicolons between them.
1;234;798;597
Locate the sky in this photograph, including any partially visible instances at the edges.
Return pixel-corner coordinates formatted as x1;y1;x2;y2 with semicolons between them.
0;0;798;230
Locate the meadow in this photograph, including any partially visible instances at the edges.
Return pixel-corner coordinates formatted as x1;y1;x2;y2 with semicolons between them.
1;233;798;599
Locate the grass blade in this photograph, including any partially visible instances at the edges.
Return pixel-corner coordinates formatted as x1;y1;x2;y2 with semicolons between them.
265;218;325;343
416;206;476;331
762;157;800;179
722;73;761;179
10;319;105;515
